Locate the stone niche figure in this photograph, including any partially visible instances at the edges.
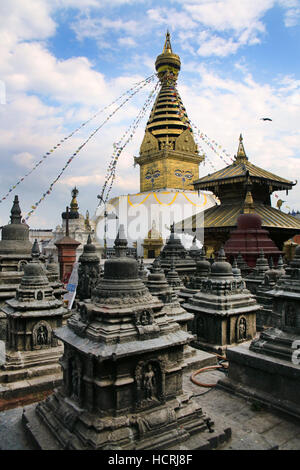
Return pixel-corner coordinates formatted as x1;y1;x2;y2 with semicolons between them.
143;364;156;400
37;325;48;346
237;317;247;342
135;360;162;409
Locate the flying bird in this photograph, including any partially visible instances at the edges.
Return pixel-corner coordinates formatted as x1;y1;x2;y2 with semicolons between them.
260;118;272;121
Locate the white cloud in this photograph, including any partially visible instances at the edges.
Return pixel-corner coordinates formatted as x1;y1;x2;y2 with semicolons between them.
118;36;137;47
12;152;35;168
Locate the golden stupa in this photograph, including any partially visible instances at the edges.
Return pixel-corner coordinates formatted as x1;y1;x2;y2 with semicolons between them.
95;32;216;257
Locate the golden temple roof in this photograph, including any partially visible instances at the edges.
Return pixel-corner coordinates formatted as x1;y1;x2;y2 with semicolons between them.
194;134;293;191
175;202;300;232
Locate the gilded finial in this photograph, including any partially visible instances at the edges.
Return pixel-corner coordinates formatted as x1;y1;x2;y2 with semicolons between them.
235;133;248;162
163;30;172;54
70;186;79;214
155;31;181;82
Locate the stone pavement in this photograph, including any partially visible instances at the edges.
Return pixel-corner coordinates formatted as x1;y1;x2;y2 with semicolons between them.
183;369;300;450
0;366;299;450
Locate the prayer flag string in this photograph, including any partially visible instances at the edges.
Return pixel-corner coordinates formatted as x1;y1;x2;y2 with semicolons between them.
24;77;157;220
98;80;161;206
191;122;234;166
1;74;156;205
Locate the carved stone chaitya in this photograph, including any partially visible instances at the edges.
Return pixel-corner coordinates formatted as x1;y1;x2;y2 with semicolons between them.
178;247;210;305
245;249;270;295
218;245;300;421
0;243;66;400
145;258;208;371
0;196;32;339
183;247;260;354
166;257;184;294
23;232;231;450
46;254;67;301
156;223;196;280
77;234;102;301
254;258;284;330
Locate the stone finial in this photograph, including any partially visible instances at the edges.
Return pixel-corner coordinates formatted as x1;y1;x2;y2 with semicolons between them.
232;257;242;278
217;246;226;262
152;256;163;273
114;224;128;258
10;195;22;224
32;239;40;260
87;233;92;245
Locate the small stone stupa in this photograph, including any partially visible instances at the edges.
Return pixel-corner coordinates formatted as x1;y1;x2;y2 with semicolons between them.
77;234;102;301
146;257;217;371
0;196;32;338
254;258;284;330
157;223;196;280
179;247;211;304
245;249;270;295
218;245;300;420
23;227;231;450
166;257;184;294
45;254;67;300
0;240;66;402
183;247;260;354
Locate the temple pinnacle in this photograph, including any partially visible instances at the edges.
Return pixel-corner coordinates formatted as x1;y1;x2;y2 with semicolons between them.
236;133;248;162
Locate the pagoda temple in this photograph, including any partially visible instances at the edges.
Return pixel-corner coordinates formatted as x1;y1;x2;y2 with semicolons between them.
176;134;300;255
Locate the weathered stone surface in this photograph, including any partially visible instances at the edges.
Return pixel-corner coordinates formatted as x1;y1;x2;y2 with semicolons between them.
0;196;33;339
23;230;230;450
77;234;102;301
183;247;260;354
218;245;300;421
0;244;66;403
155;223;196;280
218;342;300;420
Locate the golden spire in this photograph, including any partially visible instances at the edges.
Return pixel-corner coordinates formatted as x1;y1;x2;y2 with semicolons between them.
235;133;248;162
155;31;181;82
162;30;172;53
135;32;203;192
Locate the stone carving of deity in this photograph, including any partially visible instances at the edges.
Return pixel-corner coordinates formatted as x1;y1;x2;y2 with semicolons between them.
143;364;156;400
37;325;48;345
238;317;247;341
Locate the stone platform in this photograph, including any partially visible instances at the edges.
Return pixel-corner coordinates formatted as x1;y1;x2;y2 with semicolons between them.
1;369;300;450
217;341;300;421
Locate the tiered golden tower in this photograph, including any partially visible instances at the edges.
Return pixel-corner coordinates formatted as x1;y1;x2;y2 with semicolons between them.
135;32;204;193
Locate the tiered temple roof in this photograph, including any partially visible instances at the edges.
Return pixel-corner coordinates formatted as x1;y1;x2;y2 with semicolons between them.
176;134;300;250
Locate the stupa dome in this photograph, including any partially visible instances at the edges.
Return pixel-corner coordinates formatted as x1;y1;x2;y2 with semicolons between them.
237;213;262;230
0;196;32;255
104;257;138;280
211;247;233;276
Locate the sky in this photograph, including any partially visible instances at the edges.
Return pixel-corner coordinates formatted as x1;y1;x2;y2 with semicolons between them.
0;0;300;229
